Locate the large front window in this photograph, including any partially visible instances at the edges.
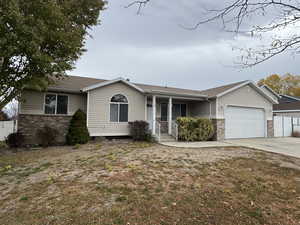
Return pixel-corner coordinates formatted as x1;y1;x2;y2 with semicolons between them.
160;103;187;121
45;94;68;115
172;104;187;120
110;94;128;122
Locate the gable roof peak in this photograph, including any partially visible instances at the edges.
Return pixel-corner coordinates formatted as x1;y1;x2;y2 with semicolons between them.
81;77;145;93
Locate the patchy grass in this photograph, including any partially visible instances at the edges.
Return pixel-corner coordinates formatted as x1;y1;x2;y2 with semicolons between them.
0;141;7;149
0;141;299;225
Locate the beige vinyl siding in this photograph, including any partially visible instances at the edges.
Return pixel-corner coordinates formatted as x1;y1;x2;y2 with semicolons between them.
20;91;45;115
217;84;273;120
68;94;87;115
19;90;87;116
87;82;145;136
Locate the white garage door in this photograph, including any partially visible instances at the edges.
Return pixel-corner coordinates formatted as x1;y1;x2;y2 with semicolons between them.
225;106;265;139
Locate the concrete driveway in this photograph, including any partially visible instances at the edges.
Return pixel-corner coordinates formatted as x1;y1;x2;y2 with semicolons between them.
226;137;300;158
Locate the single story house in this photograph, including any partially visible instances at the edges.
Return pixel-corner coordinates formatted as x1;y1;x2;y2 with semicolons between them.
18;76;277;144
260;85;300;117
273;101;300;118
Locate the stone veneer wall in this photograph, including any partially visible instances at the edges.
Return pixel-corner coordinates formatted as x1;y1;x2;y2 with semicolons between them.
212;119;225;141
267;120;274;138
18;114;72;145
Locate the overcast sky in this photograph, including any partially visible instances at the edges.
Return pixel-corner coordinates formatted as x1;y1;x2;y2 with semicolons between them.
71;0;299;90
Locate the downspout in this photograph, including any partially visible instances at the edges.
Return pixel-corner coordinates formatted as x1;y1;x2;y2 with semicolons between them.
209;100;212;119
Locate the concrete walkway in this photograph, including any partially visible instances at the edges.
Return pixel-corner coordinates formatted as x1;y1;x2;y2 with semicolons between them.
161;141;236;148
225;138;300;158
161;137;300;158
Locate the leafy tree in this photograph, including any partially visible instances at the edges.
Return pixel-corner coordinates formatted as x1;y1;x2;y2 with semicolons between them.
66;109;90;145
258;74;300;96
128;1;300;66
0;0;106;109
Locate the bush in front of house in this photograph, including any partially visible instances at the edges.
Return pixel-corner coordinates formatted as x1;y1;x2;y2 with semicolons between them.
5;132;25;148
176;117;214;142
66;109;90;145
36;125;58;147
129;120;154;142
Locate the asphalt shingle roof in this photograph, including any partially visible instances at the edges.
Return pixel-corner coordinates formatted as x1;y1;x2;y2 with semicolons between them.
48;75;247;98
199;81;248;98
274;102;300;111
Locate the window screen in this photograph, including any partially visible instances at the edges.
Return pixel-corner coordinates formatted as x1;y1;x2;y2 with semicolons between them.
57;95;68;114
119;104;128;122
172;104;181;120
45;94;56;114
110;104;119;122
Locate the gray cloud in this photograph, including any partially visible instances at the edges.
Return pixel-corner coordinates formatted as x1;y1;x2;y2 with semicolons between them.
71;0;299;90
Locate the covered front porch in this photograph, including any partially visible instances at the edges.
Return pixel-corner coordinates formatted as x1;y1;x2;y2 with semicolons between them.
145;94;210;141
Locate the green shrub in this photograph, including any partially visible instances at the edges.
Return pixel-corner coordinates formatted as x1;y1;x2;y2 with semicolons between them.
129;120;154;142
66;109;90;145
176;117;214;142
6;132;25;148
36;125;58;147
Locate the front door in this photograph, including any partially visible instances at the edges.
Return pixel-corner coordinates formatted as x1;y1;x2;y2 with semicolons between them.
147;106;153;131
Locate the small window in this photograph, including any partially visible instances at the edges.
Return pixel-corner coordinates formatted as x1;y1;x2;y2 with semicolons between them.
110;94;128;122
111;94;128;103
45;94;68;115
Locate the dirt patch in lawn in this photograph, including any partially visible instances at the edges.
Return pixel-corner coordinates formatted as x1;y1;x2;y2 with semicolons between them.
0;141;299;225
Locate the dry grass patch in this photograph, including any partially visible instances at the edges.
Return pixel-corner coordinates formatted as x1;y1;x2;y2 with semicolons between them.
0;141;299;225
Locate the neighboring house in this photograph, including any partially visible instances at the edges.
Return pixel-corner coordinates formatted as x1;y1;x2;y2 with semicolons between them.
278;94;300;104
260;85;300;117
18;76;277;144
273;101;300;118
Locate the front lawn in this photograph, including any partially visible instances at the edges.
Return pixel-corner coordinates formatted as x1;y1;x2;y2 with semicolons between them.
0;141;299;225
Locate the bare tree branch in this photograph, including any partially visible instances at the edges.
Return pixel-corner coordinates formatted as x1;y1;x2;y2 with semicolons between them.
125;0;150;14
126;0;300;67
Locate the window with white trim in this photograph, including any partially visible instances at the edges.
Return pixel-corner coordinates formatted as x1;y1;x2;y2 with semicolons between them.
160;103;187;121
172;104;187;120
45;94;68;115
110;94;128;122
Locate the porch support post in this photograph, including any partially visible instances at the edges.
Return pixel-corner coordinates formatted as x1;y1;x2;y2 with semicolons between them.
144;96;147;120
168;97;172;135
152;95;156;135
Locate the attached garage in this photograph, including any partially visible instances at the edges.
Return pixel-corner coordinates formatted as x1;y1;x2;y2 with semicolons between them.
201;81;278;141
225;106;265;139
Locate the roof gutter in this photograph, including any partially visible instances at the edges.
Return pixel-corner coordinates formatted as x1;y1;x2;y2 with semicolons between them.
273;110;300;113
145;90;208;99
